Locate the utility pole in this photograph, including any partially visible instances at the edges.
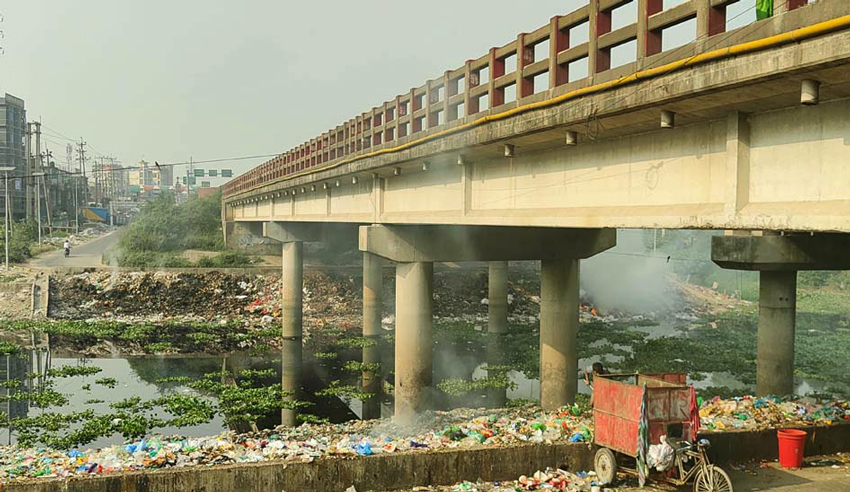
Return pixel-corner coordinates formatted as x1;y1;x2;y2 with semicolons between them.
35;172;42;245
1;167;16;271
25;123;32;219
34;122;42;238
73;175;79;234
77;139;87;206
41;148;53;236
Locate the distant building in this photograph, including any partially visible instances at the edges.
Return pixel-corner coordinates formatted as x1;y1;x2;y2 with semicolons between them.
0;94;27;220
129;160;172;192
151;162;173;189
128;160;153;191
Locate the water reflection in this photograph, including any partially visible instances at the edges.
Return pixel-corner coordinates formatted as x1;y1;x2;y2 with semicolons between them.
0;323;842;449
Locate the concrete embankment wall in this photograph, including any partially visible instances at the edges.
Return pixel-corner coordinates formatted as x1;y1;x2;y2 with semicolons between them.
7;442;592;492
8;424;850;492
705;423;850;463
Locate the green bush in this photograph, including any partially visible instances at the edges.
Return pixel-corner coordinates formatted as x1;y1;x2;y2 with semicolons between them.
114;191;252;268
118;192;224;257
0;219;39;263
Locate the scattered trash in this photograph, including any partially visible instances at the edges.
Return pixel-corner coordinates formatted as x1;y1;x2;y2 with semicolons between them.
699;395;850;431
0;405;594;483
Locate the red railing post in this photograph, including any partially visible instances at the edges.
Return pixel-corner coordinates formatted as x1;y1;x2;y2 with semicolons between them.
549;16;569;88
488;47;505;108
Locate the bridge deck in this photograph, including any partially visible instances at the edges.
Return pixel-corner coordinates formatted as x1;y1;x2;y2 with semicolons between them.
225;1;850;233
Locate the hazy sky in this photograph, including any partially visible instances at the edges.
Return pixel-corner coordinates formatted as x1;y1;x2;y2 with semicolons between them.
0;1;755;182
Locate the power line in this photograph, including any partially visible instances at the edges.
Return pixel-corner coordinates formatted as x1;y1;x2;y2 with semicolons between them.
4;153;278;180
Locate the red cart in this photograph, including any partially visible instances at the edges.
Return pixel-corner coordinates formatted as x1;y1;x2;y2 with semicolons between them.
592;373;733;491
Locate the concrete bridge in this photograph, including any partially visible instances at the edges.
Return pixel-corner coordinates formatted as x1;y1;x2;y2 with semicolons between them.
222;0;850;423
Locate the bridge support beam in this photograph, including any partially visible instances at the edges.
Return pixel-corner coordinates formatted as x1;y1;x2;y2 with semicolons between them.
264;222;324;426
361;252;384;420
395;261;434;423
712;233;850;396
487;261;509;407
360;224;615;418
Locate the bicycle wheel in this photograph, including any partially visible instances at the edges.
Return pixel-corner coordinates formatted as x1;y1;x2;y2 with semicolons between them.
694;464;733;492
594;447;618;486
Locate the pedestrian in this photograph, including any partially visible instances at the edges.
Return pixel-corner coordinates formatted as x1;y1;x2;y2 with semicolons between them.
584;362;610;406
584;361;610;390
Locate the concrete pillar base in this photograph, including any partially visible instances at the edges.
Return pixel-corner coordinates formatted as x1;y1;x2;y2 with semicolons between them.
757;270;797;396
394;261;434;422
540;258;579;410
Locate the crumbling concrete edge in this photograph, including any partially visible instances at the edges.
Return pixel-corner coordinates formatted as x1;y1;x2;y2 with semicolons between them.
29;272;49;318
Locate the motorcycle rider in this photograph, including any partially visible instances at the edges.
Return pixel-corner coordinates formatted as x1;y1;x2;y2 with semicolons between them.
63;239;70;257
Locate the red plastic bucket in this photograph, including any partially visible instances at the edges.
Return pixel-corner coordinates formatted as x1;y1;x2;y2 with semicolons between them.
777;429;807;468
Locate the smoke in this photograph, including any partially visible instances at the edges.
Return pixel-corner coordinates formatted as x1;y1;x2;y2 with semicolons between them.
581;229;681;314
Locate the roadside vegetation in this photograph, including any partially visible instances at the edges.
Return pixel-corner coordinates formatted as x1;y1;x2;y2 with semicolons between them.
114;191;253;268
0;220;40;263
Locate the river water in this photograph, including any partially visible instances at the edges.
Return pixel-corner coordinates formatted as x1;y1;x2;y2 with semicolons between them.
0;316;840;449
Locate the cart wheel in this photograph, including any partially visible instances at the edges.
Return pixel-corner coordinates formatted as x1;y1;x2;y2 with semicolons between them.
693;464;733;492
594;448;618;486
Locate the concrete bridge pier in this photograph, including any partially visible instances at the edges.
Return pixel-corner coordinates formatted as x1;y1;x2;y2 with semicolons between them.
712;233;850;396
361;252;384;420
540;258;579;409
360;224;614;420
395;261;435;421
757;270;797;396
280;241;304;426
264;222;323;426
487;261;509;407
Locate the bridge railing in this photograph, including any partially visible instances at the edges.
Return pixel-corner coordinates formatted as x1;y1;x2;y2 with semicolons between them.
223;0;811;199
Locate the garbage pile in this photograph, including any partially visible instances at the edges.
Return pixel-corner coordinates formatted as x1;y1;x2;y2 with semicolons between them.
2;395;850;483
0;405;594;483
50;269;548;328
52;271;278;319
699;395;850;431
401;469;605;491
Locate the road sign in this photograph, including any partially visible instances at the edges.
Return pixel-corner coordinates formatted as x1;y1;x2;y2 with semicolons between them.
221;169;233;178
208;170;218;177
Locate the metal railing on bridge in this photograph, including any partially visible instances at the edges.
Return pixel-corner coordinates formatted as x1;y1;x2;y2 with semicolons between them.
223;0;813;199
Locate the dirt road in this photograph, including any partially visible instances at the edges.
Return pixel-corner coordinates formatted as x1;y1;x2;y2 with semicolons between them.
29;230;121;268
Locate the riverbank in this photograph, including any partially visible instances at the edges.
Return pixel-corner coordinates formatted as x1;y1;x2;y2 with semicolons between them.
5;419;850;492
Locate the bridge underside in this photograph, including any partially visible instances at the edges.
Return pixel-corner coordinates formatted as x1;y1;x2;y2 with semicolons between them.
223;9;850;423
227;27;850;233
